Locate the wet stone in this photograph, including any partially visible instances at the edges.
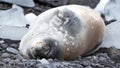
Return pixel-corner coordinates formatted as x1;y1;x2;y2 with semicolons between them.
10;44;19;48
0;40;5;44
3;58;11;64
38;0;68;6
0;47;2;51
6;47;19;54
2;53;10;58
99;56;106;62
68;0;100;8
107;47;120;63
85;66;92;68
0;44;8;49
2;50;6;53
37;58;49;64
81;60;91;67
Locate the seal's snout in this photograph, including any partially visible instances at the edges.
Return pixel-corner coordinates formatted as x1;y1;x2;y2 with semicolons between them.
34;44;50;59
32;38;61;59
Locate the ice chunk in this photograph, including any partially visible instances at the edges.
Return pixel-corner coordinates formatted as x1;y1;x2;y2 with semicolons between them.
95;0;120;49
101;21;120;49
95;0;120;21
0;5;28;26
94;0;109;13
0;0;35;7
0;5;29;40
104;0;120;21
0;26;28;40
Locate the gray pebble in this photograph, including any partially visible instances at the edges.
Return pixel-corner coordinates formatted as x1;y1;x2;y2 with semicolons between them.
10;44;19;48
3;58;11;63
37;58;49;64
0;44;8;49
36;63;42;68
0;40;4;44
99;56;106;61
85;66;92;68
0;47;2;51
38;0;68;6
2;50;6;53
6;47;19;54
82;61;91;67
2;53;10;58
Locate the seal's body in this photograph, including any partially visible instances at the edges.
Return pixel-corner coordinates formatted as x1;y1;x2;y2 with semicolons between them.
19;5;105;60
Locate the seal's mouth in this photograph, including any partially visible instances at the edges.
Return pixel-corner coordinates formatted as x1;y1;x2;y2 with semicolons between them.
28;38;61;59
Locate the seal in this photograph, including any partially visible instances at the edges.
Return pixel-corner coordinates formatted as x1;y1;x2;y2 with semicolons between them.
19;5;105;60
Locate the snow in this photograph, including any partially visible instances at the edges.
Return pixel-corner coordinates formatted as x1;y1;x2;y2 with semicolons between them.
0;0;35;7
96;0;120;49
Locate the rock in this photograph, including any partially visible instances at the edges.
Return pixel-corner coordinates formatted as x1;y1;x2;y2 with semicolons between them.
0;47;2;51
37;58;49;64
99;56;106;61
68;0;100;8
81;60;91;67
0;40;5;44
107;47;120;63
38;0;68;6
85;66;92;68
6;47;19;54
3;58;11;63
2;53;10;58
0;44;8;49
10;44;19;48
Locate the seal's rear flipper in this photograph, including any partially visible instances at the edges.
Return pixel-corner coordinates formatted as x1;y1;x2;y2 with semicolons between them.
101;13;117;25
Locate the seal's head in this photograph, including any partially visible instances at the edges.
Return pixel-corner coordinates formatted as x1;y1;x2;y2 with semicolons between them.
26;38;62;59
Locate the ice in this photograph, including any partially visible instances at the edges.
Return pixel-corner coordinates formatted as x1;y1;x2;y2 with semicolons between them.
0;0;35;7
104;0;120;21
101;21;120;49
99;0;120;49
0;5;29;40
0;5;28;26
94;0;109;13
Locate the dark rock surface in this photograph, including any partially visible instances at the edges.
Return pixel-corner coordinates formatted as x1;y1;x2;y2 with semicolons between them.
38;0;68;6
107;47;120;63
0;0;120;68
